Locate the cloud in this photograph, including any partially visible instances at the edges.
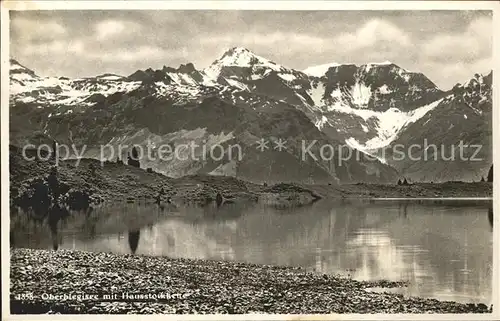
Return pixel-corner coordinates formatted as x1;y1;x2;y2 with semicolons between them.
201;32;325;47
21;40;84;56
94;45;169;62
335;19;411;50
94;19;142;40
194;31;331;68
11;17;66;42
198;31;327;55
13;16;166;71
9;11;492;89
287;19;417;69
197;19;411;60
422;17;492;64
423;57;492;89
416;16;492;89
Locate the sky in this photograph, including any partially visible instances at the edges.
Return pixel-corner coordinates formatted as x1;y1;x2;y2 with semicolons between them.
10;10;493;89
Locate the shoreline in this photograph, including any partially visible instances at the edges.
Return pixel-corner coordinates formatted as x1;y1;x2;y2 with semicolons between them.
10;146;492;209
10;248;492;314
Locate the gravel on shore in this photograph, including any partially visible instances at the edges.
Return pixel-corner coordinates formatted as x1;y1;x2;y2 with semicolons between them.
10;248;492;315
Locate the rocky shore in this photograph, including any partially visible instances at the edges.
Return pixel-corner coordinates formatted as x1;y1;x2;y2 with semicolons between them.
10;248;492;314
309;181;493;199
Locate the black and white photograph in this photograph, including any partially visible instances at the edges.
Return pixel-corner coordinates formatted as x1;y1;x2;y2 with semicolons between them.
1;1;498;318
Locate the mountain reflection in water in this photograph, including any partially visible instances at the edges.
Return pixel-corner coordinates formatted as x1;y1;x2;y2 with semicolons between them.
128;230;140;254
10;199;493;305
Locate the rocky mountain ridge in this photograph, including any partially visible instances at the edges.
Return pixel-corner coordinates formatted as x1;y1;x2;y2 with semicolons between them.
9;47;492;183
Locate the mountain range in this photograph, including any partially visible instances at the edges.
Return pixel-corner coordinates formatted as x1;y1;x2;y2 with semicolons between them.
9;47;492;184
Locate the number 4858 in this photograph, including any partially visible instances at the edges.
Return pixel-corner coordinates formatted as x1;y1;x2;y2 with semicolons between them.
14;292;34;300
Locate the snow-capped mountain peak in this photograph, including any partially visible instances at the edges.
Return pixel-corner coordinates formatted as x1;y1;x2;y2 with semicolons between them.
368;60;393;66
218;47;279;68
10;59;39;80
95;73;124;81
10;59;34;73
304;61;403;78
10;58;43;96
303;63;342;77
10;58;144;105
450;71;492;115
461;71;491;90
128;62;218;87
204;47;284;80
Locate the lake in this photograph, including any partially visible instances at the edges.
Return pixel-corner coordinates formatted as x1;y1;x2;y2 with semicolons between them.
10;199;493;305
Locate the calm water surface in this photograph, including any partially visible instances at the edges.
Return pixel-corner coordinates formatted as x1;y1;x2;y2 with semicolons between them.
11;199;493;305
